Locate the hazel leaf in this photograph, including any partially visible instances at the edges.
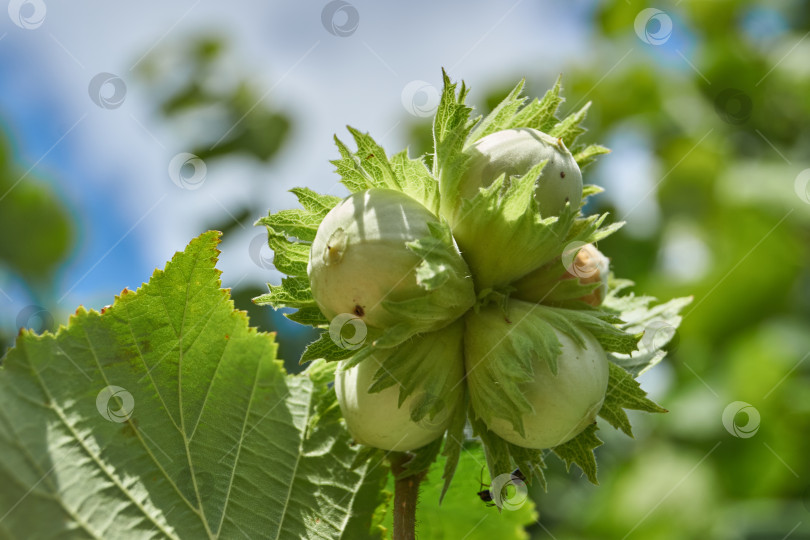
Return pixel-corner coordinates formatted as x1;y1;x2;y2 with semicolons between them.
0;232;385;539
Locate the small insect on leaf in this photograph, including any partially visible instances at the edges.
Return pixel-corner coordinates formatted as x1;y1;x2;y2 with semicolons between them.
476;467;525;508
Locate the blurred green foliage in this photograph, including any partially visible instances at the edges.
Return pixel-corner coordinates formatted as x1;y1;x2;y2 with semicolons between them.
138;35;291;166
136;34;292;238
0;135;72;282
0;128;74;353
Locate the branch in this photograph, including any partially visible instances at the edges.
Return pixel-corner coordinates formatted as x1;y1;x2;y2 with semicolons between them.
390;453;425;540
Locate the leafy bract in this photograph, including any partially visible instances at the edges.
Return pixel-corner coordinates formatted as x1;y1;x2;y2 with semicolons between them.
505;75;564;133
254;187;340;325
549;102;592;147
366;319;466;426
331;129;439;214
599;362;668;437
0;231;385;539
371;221;476;349
439;388;469;502
604;279;693;376
551;423;603;484
572;144;611;169
450;165;582;290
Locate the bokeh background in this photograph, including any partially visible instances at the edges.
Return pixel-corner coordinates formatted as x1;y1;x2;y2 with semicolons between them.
1;1;809;538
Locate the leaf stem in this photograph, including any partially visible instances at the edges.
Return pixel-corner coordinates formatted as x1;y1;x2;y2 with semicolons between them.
391;453;425;540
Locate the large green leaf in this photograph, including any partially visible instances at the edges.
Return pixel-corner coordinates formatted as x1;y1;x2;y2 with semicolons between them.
0;231;384;539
